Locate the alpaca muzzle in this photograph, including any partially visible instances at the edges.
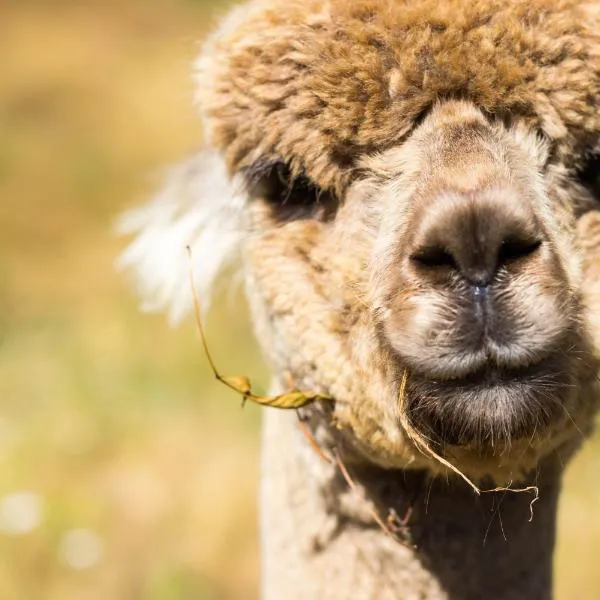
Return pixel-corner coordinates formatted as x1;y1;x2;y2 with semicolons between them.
372;106;586;447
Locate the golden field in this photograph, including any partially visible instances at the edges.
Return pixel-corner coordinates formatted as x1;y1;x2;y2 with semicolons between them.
0;1;598;598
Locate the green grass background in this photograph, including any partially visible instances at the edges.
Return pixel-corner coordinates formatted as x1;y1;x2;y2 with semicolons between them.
0;1;598;598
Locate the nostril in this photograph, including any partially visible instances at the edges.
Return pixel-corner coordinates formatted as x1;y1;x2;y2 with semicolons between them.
472;284;489;299
410;246;457;269
497;238;542;263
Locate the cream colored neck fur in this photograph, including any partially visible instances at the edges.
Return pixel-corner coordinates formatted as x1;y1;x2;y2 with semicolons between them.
261;409;560;600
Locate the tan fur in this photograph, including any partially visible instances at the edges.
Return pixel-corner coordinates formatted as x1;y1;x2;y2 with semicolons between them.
121;0;600;597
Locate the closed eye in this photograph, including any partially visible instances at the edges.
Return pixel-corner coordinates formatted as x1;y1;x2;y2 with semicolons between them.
242;158;338;221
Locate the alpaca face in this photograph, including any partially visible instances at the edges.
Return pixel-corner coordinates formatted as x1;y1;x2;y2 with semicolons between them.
121;0;600;476
241;98;599;470
186;0;600;475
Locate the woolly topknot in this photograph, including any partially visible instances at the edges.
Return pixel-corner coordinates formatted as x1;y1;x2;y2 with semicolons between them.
196;0;600;193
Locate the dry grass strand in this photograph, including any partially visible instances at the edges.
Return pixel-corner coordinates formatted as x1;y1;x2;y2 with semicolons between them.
397;369;540;516
187;245;334;409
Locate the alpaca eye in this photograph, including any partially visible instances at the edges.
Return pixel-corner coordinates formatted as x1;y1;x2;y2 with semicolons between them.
243;159;337;221
577;154;600;200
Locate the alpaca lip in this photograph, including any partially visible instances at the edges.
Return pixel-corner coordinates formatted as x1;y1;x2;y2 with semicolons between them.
396;342;559;384
432;358;558;389
404;353;572;446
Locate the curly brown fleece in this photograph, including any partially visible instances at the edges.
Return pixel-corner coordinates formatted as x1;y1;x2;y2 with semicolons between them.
198;0;600;194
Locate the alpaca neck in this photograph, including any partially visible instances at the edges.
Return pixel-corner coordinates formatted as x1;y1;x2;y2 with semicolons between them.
260;410;561;600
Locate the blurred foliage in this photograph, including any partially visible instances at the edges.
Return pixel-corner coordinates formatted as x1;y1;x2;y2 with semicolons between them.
0;1;265;598
0;0;598;598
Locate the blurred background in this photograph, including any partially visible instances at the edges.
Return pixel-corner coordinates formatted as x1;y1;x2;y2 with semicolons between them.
0;0;599;598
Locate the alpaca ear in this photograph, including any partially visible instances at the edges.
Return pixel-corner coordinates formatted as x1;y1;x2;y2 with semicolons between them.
116;149;248;324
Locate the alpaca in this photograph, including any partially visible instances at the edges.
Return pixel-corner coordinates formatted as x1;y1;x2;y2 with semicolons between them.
118;0;600;597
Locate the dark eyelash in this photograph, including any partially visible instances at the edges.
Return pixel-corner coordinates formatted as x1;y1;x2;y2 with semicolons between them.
242;158;337;220
577;154;600;196
242;157;283;191
244;159;317;203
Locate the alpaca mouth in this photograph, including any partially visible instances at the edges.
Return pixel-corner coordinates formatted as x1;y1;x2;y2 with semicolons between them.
404;354;572;446
434;357;561;389
397;339;562;383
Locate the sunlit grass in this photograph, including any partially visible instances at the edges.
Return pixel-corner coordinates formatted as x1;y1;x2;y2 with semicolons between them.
0;1;263;598
0;1;599;598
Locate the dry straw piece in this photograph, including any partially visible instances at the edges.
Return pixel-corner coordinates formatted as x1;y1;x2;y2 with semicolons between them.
397;369;539;520
187;245;334;409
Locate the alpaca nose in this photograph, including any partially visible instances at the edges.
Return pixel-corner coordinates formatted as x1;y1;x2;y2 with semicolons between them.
409;192;542;286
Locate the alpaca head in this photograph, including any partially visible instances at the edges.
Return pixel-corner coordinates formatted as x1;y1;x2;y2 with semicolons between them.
121;0;600;481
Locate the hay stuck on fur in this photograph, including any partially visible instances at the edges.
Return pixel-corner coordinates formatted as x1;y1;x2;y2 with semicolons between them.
397;369;539;519
188;245;334;409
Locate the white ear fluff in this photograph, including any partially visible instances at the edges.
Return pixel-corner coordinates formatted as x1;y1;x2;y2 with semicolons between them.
116;149;248;325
